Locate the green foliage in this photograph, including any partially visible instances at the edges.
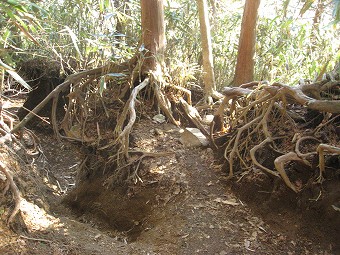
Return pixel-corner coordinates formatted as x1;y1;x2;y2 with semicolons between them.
333;0;340;23
256;0;339;85
1;0;141;73
40;0;140;69
0;0;43;91
164;1;202;86
210;1;243;88
1;0;339;92
0;0;45;65
165;0;339;88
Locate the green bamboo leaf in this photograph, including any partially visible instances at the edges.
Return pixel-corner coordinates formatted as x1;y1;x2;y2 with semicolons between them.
299;0;315;16
116;11;133;22
99;0;104;12
0;59;15;71
0;60;31;90
2;29;11;41
6;69;32;91
6;0;27;12
22;12;43;28
5;8;16;20
106;73;127;77
6;0;19;4
104;13;114;20
13;19;40;46
283;0;291;16
29;3;48;16
29;23;37;33
99;76;106;97
13;14;28;30
334;0;340;23
63;26;83;59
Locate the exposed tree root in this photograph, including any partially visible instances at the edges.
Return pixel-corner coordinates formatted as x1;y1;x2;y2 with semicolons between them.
213;79;340;192
274;152;304;192
317;144;340;182
0;110;38;224
153;78;179;126
268;82;340;113
12;61;132;133
119;150;174;184
100;77;150;156
9;54;206;186
250;137;279;177
0;161;21;224
179;98;209;137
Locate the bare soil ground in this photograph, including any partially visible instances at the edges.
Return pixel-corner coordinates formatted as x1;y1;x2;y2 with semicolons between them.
1;113;338;254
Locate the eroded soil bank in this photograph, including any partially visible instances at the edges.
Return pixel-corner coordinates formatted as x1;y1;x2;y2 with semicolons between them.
1;117;338;254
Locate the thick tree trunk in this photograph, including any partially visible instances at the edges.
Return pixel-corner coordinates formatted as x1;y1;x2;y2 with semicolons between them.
232;0;261;87
197;0;216;99
140;0;166;73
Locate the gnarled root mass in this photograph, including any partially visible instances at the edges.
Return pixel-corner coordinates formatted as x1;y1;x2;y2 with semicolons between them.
213;79;340;192
10;55;201;185
0;111;25;224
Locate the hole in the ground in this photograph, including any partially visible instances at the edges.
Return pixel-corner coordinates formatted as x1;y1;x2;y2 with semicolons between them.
231;170;340;252
63;178;157;242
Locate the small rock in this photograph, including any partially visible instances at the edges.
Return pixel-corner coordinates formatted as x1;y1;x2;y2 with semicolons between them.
180;128;209;147
173;186;181;195
152;114;166;123
202;114;214;125
206;181;213;186
154;128;164;135
94;234;101;240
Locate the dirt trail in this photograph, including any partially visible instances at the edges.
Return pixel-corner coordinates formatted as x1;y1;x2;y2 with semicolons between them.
128;121;332;254
0;119;337;254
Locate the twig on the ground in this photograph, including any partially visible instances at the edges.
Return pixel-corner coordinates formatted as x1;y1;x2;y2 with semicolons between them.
19;235;52;243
